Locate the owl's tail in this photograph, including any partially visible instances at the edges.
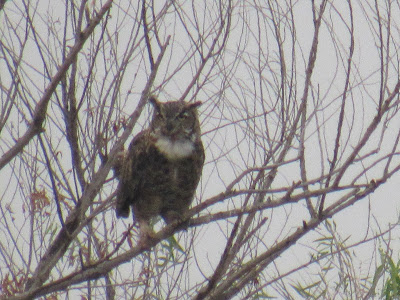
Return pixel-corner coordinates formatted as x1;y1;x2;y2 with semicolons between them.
115;191;130;218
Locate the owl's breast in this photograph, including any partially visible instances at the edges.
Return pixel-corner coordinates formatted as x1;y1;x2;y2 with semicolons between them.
130;137;203;220
142;142;201;193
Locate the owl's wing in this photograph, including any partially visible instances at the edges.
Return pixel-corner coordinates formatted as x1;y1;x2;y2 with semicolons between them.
115;130;148;218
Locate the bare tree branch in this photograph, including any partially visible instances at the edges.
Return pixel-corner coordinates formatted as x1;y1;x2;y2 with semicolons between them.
0;0;113;171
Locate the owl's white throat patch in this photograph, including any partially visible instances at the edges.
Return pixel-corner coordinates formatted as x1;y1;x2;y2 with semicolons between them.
155;136;194;159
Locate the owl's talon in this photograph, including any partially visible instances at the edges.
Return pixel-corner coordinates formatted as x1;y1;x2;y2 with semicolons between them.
162;210;183;224
137;220;157;248
138;234;156;248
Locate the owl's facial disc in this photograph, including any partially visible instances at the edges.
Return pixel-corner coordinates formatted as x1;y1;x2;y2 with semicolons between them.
157;107;195;141
149;97;200;158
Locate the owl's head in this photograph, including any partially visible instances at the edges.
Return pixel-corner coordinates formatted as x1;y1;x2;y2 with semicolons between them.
149;96;202;143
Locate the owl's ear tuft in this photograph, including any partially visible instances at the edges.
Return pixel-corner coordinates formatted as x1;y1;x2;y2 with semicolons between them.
149;96;162;113
188;101;202;110
149;96;159;106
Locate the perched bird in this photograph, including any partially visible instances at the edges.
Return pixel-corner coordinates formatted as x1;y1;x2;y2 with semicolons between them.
116;96;205;239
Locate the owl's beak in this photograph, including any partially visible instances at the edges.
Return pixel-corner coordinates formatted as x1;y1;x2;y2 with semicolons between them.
162;123;177;139
166;122;174;133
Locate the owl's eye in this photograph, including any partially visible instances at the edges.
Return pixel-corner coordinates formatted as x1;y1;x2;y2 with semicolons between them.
178;111;190;120
154;110;164;119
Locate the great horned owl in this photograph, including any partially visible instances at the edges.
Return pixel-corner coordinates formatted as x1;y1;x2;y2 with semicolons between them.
116;96;205;238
